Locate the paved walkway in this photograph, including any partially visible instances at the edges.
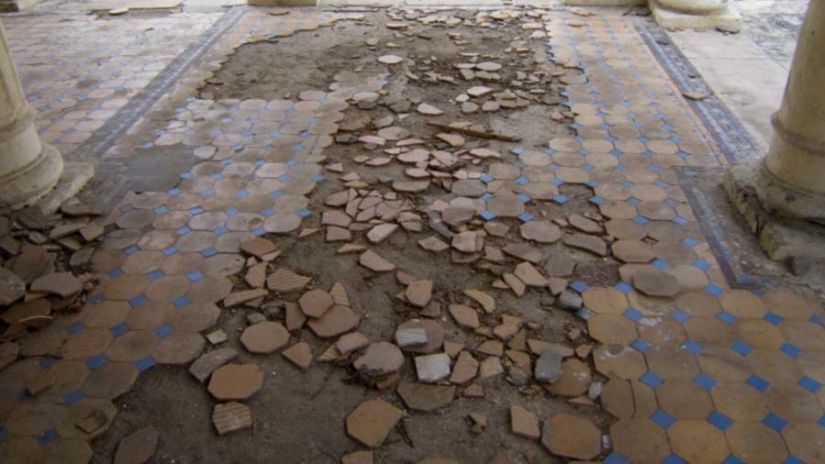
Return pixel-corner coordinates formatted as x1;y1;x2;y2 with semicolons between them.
0;3;823;463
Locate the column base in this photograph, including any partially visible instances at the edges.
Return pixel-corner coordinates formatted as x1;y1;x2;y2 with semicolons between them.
0;142;94;215
37;161;95;215
247;0;316;6
564;0;645;6
650;0;742;32
724;161;825;263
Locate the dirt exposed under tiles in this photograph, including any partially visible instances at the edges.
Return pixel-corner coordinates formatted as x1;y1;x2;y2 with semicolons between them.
91;9;614;464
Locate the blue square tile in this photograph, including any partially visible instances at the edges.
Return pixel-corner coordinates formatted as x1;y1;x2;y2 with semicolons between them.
590;195;605;205
516;193;531;204
37;428;59;447
717;311;737;325
260;208;275;218
135;356;157;373
731;341;752;357
189;206;204;216
694;372;716;391
511;146;526;155
479;174;495;183
818;413;825;427
652;259;669;270
683;238;700;248
480;211;496;221
705;284;724;297
707;411;733;431
235;190;249;199
747;374;771;392
692;259;712;271
631;339;652;353
783;456;805;464
553;195;569;205
124;246;139;256
762;412;788;432
87;354;109;370
799;376;822;393
604;454;630;464
633;215;650;225
671;310;691;323
518;212;535;223
480;193;494;202
153;325;174;339
225;207;239;217
154;206;169;215
615;281;633;294
65;321;85;335
62;390;84;406
650;409;676;429
640;372;664;389
764;312;784;326
201;247;218;258
623;307;643;322
551;178;566;186
570;281;589;293
162;246;178;257
213;226;228;236
723;456;746;464
128;294;147;308
683;340;704;355
176;226;191;236
187;271;205;283
515;176;528;186
627;196;641;206
663;455;687;464
168;188;181;197
297;209;312;218
147;269;165;281
781;343;802;358
110;323;129;338
672;216;689;226
271;190;284;199
172;296;191;309
107;268;124;279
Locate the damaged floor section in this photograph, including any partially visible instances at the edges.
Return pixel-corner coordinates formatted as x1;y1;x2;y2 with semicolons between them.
1;4;824;464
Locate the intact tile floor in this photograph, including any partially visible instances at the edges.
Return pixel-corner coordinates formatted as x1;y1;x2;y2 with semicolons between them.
1;3;823;463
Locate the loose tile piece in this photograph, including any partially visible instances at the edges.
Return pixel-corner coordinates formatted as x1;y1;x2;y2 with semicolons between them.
212;402;252;436
346;399;404;448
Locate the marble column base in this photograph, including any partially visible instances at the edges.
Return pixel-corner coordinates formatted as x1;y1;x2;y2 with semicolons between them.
650;0;742;32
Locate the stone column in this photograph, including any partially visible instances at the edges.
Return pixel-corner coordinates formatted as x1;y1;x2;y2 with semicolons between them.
755;0;825;221
649;0;742;32
0;20;64;212
725;0;825;262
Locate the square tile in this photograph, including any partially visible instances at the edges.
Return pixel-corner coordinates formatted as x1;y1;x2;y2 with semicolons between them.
707;411;732;431
762;412;787;432
650;409;676;429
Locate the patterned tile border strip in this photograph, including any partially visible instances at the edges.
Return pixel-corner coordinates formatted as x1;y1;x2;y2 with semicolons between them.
66;6;247;163
635;20;763;166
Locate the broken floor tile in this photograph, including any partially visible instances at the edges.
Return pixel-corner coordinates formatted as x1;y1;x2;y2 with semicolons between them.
240;321;290;354
207;363;264;401
415;353;451;383
394;319;444;353
307;305;360;338
189;347;239;383
397;381;456;412
534;350;563;383
342;450;374;464
282;341;313;370
510;405;540;440
405;280;433;308
540;414;601;460
336;332;369;355
114;426;159;464
633;269;680;297
346;399;404;448
212;402;252;436
298;289;334;318
359;250;396;272
449;304;479;329
353;342;404;377
267;268;311;293
239;237;277;258
449;351;479;384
